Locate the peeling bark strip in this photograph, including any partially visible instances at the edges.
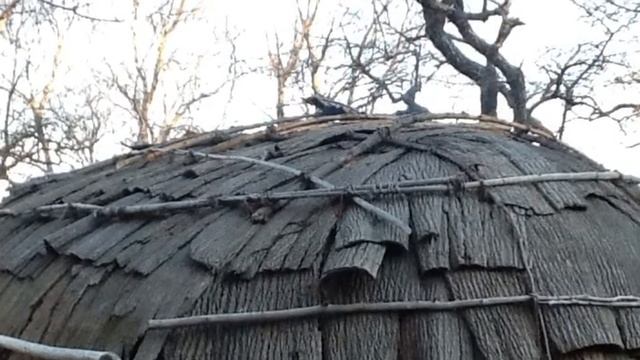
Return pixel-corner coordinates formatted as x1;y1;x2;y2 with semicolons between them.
0;334;120;360
148;294;640;330
1;171;637;218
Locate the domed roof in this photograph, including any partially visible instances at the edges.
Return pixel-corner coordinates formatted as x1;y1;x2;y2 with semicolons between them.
0;116;639;360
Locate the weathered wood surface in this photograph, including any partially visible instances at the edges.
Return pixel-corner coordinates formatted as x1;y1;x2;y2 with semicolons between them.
1;121;640;359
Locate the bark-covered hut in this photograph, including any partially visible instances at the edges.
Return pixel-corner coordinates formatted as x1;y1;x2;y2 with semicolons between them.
1;115;640;360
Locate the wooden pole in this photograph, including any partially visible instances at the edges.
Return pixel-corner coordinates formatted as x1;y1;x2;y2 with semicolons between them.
147;294;640;330
0;335;121;360
2;171;636;218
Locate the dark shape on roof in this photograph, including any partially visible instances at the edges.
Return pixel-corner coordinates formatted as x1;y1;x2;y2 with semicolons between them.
394;102;430;115
0;116;640;359
395;84;431;115
303;94;358;116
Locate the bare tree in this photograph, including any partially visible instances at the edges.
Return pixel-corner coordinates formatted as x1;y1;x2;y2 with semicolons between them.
108;0;234;145
266;0;321;119
0;0;120;30
0;1;107;182
409;0;640;137
334;0;443;113
256;0;637;137
564;0;640;135
48;86;109;166
527;34;632;138
300;3;333;96
267;0;443;116
416;0;534;124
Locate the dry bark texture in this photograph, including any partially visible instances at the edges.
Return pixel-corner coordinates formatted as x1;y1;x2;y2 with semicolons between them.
0;118;640;359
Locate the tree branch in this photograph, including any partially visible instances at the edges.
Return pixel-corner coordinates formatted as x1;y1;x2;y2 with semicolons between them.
36;0;122;22
419;0;530;124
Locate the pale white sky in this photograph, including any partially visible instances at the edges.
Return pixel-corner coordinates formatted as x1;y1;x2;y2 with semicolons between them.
0;0;638;200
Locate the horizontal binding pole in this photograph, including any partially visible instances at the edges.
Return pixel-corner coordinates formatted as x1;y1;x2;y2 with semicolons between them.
1;171;637;219
222;171;640;201
0;334;120;360
147;294;640;330
171;148;411;234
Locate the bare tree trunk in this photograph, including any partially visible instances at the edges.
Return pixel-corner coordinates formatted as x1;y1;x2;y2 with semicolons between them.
276;77;286;119
480;60;498;117
135;116;152;144
32;111;53;173
418;0;529;123
131;0;187;144
268;0;319;118
26;36;66;173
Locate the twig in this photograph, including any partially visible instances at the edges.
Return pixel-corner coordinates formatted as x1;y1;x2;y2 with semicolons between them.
113;112;556;171
305;115;428;233
1;171;637;218
0;334;120;360
171;148;412;234
173;149;310;180
37;0;123;22
147;294;640;329
313;130;411;230
291;112;555;138
192;113;395;143
173;112;555;146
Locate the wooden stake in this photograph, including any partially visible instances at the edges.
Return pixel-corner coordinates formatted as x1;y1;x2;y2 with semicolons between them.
0;335;120;360
147;294;640;330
